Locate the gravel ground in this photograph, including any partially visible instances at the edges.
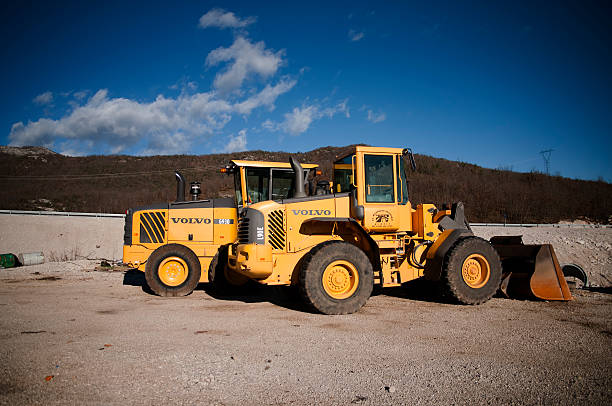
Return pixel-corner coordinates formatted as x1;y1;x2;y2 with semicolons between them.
1;260;611;405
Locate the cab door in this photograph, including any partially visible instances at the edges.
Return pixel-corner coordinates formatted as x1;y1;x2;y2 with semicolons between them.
358;153;400;232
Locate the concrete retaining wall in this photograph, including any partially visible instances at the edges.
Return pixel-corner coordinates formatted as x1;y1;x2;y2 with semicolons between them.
0;215;124;261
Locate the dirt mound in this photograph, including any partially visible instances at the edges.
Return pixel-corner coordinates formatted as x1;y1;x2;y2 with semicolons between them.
0;146;59;157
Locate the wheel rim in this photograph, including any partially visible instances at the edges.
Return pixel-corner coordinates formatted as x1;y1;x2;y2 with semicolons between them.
322;260;359;299
158;256;189;287
461;254;490;289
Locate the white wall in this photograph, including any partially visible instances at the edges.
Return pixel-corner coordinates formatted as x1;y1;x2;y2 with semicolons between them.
0;215;124;261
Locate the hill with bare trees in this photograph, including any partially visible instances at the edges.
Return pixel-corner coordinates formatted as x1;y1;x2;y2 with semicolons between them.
0;145;610;223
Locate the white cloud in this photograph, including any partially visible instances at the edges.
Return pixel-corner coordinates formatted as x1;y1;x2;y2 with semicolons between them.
284;106;316;135
9;80;294;155
348;29;365;42
367;109;386;123
198;8;256;30
73;90;88;100
224;129;248;152
33;91;53;105
206;37;285;94
264;99;350;136
234;78;296;114
261;119;278;131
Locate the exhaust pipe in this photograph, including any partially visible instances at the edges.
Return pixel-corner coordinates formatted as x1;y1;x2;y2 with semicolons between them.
289;157;306;198
175;171;186;202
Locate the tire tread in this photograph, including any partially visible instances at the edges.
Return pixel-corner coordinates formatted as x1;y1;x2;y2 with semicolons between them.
299;241;373;315
441;236;502;305
144;244;201;297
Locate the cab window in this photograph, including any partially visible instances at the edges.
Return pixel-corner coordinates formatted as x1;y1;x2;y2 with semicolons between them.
333;154;354;193
364;154;394;203
271;169;295;200
245;168;269;204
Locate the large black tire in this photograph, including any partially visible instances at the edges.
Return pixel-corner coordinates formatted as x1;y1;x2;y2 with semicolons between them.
208;246;248;295
145;244;201;297
441;237;502;304
299;241;373;315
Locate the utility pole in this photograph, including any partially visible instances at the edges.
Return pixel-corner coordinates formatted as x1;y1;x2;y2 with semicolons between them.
540;149;554;175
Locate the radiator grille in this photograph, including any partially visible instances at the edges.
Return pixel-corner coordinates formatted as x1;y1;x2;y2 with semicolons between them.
139;211;166;244
237;217;250;244
268;210;286;250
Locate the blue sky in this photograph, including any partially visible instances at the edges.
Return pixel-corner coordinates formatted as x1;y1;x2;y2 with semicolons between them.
1;1;610;181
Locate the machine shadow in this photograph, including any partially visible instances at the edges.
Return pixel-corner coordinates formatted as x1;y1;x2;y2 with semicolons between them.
122;269;308;310
123;269;461;309
378;279;455;305
122;269;155;295
584;286;612;295
199;283;311;312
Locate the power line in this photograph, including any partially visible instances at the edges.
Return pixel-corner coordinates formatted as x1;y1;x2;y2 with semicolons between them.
0;167;210;180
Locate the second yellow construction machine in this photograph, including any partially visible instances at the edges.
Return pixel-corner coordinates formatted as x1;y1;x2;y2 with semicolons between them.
228;146;571;314
122;159;319;297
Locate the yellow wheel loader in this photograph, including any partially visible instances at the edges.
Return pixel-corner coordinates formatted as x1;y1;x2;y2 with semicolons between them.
227;146;572;314
122;160;319;297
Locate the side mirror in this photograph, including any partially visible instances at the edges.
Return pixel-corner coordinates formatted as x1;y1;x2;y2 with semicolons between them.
402;148;417;171
349;188;364;221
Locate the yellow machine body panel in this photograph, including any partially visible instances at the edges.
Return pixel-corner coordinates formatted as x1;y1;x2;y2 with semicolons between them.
284;198;339;252
168;207;213;242
123;159;318;287
213;207;239;245
122;204;237;282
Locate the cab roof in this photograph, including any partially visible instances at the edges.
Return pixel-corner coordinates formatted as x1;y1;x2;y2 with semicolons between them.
230;160;318;169
336;146;407;161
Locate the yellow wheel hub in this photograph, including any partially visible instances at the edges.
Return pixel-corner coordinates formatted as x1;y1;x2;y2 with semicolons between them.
461;254;490;289
158;256;189;287
322;260;359;299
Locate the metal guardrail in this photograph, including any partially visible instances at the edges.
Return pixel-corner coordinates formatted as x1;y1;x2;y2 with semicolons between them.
0;210;610;227
0;209;125;218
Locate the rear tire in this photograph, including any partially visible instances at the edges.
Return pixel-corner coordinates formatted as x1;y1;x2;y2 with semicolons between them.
441;237;502;304
145;244;201;297
299;241;373;315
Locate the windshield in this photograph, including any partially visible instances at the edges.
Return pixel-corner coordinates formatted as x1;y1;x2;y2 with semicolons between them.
241;167;304;204
364;154;394;203
333;154;354;193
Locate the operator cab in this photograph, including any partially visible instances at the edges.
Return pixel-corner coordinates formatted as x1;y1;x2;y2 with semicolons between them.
223;160;319;208
333;147;414;232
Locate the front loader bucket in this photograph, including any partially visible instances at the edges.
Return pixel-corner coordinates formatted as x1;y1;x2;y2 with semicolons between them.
490;236;572;301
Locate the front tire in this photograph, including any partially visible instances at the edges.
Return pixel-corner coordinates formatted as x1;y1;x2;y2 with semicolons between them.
299;241;373;315
145;244;201;297
208;246;249;295
441;237;502;304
